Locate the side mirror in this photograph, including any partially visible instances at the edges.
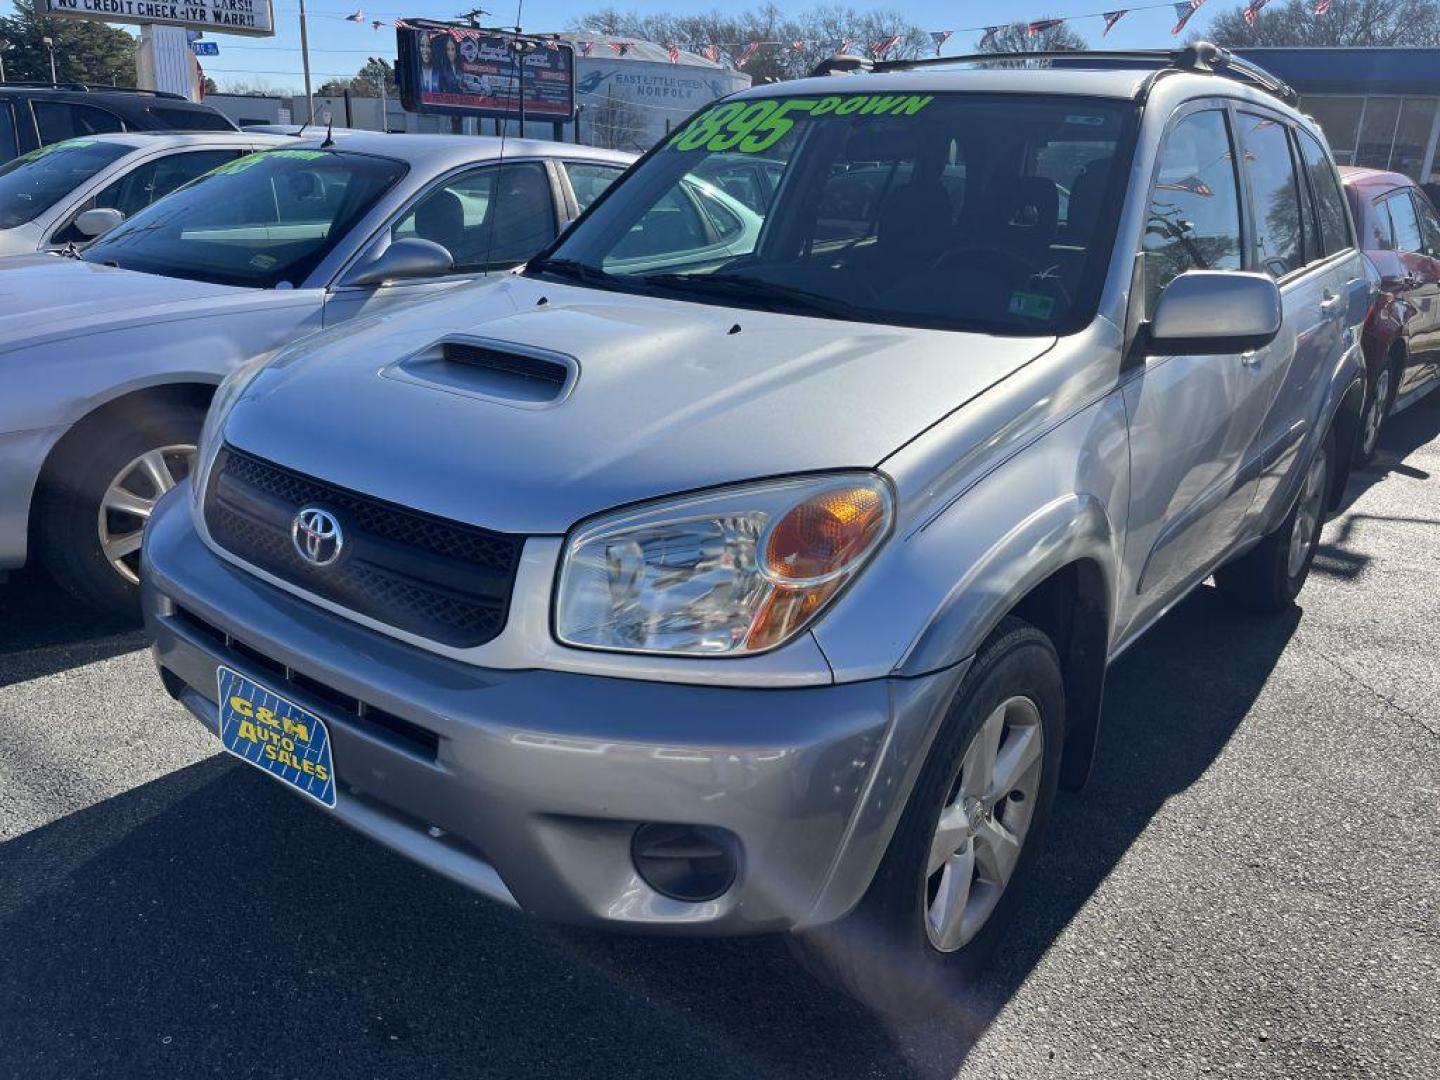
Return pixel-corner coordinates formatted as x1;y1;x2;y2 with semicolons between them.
1148;270;1282;355
343;237;454;287
74;207;125;240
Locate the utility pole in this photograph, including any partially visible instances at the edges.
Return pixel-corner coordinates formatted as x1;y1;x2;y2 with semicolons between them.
298;0;314;123
369;56;388;132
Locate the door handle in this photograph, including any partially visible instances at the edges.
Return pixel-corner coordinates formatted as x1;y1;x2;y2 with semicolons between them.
1240;349;1262;368
1319;291;1345;316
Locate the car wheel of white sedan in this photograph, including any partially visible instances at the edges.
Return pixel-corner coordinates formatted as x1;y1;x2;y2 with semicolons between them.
37;401;205;619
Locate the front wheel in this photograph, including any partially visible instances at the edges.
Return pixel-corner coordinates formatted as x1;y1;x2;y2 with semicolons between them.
35;405;203;618
788;618;1065;1017
1215;429;1332;613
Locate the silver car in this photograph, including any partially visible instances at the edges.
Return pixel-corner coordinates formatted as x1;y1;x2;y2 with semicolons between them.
143;46;1370;1014
0;131;290;256
0;132;632;614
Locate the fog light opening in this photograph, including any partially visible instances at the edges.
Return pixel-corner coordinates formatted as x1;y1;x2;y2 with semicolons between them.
631;823;738;903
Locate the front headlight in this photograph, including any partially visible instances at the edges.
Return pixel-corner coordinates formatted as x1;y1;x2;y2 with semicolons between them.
555;473;893;656
192;352;273;505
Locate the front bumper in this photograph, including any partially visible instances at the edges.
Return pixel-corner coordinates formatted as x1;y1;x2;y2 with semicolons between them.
142;489;967;934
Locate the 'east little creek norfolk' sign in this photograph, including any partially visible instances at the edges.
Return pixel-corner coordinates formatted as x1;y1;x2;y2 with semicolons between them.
43;0;275;37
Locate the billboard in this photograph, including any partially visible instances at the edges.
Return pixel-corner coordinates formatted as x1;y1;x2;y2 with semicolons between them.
397;22;576;122
42;0;275;36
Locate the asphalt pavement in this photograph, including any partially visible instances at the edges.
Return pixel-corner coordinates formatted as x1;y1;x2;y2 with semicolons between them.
1;405;1437;1080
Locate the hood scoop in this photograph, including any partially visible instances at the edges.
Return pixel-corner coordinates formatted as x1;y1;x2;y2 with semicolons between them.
380;337;578;408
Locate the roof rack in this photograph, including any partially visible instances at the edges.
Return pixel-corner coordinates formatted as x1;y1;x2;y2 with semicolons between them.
809;41;1299;107
0;80;188;100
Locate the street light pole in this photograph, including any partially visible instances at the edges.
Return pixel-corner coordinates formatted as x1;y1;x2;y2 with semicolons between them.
297;0;314;123
42;36;56;83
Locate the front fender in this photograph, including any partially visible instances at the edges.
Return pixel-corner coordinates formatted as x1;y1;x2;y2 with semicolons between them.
812;389;1129;682
897;492;1119;677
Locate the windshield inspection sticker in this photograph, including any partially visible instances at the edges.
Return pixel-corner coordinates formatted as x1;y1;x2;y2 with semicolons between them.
1008;292;1056;320
670;94;934;155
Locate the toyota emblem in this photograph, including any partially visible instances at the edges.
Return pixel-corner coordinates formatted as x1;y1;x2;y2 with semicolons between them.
292;506;344;567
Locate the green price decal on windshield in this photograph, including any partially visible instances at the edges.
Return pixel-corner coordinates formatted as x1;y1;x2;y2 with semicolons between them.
671;94;934;155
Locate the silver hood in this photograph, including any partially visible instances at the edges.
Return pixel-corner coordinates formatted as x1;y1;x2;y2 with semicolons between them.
0;256;278;355
224;275;1055;535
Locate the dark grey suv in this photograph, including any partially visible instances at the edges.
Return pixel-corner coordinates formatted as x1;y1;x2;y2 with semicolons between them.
0;83;235;165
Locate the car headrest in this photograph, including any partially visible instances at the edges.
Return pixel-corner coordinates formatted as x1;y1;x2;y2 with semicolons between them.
414;189;465;246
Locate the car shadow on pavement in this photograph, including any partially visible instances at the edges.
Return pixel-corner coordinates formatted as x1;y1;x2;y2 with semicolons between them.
0;586;1301;1080
0;570;146;687
1334;400;1439;515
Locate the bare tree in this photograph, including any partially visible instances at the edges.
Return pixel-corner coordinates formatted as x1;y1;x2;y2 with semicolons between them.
218;78;294;97
576;5;927;82
586;85;648;152
1208;0;1440;47
974;19;1089;65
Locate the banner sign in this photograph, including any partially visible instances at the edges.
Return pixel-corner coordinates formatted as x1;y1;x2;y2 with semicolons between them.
397;21;576;122
42;0;275;36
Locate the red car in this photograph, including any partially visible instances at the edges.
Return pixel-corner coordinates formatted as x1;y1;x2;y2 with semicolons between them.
1340;167;1440;459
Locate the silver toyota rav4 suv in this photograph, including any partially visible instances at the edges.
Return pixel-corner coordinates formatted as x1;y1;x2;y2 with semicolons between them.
142;46;1370;1013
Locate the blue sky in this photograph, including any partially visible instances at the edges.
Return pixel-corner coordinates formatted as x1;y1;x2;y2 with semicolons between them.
6;0;1235;93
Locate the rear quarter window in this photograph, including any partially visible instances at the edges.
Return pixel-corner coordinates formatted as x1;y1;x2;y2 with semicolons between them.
147;106;236;132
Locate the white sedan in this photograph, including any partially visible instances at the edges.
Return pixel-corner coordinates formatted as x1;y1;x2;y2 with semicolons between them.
0;132;634;614
0;131;291;256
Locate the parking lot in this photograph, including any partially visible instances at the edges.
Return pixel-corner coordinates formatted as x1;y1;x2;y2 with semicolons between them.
0;406;1435;1080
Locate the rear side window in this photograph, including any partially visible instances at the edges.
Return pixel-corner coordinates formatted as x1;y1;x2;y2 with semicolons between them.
33;102;124;144
1385;192;1425;254
0;105;16;161
563;161;624;212
1369;197;1397;250
1296;129;1352;256
1238;114;1304;279
1141;109;1244;310
147;106;235;132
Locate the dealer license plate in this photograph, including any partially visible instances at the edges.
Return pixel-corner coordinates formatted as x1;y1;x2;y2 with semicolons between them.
216;666;337;808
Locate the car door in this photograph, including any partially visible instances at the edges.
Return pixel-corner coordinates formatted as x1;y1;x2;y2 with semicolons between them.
1119;103;1273;630
1239;116;1359;528
45;147;247;249
322;157;563;325
1372;191;1437;396
1397;189;1440;387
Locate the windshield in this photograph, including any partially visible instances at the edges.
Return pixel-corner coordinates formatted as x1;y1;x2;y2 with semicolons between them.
0;139;131;229
532;93;1135;334
82;148;406;288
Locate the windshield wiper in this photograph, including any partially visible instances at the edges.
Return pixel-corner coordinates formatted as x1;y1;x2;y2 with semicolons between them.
639;272;853;319
527;257;617;287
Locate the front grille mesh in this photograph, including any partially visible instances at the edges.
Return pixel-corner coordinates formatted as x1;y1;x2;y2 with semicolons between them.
204;447;523;648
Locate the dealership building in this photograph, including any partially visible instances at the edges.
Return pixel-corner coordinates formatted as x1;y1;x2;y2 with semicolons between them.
1238;48;1440;186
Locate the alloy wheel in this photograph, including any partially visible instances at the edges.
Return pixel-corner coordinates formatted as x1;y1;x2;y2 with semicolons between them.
1362;368;1391;457
1287;446;1328;580
924;695;1044;952
98;444;195;585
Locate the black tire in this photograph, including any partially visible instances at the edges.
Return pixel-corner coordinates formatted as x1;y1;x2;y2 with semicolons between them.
1357;357;1398;465
788;617;1065;1018
35;403;205;619
1214;428;1333;614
